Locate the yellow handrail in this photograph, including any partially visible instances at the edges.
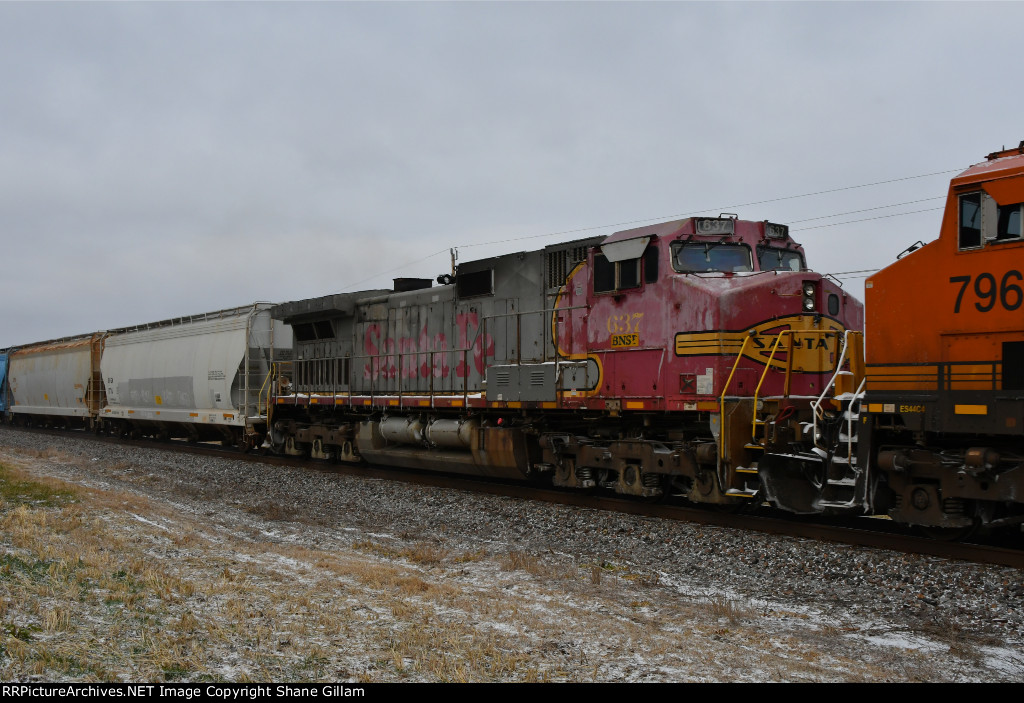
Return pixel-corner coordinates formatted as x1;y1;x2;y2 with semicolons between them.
259;361;293;417
750;328;846;442
257;364;275;417
751;330;795;441
718;333;755;479
719;333;755;409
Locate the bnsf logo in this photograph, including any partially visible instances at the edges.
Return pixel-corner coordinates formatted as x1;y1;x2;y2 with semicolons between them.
611;334;639;348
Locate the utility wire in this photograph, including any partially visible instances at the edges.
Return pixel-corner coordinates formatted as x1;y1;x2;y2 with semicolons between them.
792;206;944;232
343;167;962;289
828;269;881;276
344;248;452;289
788;196;944;224
452;168;962;249
830;272;879;279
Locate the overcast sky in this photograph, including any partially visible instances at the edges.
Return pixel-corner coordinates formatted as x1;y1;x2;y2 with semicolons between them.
1;1;1022;346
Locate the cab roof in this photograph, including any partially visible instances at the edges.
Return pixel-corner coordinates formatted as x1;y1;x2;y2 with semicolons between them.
953;141;1024;190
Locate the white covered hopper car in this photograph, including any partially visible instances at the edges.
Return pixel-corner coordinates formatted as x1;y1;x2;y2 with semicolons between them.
4;304;291;449
7;334;105;426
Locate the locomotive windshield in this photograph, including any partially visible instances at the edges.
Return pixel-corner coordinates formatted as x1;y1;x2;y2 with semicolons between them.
672;242;753;273
958;191;1024;249
757;246;805;272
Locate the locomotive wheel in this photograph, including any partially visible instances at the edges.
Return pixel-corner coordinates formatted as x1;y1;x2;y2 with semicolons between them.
919;522;979;542
694;470;716;498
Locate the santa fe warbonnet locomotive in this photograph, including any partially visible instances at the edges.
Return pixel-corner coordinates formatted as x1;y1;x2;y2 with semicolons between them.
267;215;863;507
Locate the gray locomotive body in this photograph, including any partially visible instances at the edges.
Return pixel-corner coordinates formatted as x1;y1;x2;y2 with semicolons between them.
269;238;600;478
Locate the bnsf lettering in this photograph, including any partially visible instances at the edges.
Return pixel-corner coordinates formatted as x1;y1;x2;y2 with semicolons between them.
950;270;1024;313
611;334;639;348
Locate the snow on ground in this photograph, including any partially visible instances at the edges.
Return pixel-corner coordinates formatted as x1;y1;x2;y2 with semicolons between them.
0;426;1022;682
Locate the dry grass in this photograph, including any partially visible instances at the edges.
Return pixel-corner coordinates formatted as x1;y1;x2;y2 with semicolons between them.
0;442;1010;683
703;595;751;625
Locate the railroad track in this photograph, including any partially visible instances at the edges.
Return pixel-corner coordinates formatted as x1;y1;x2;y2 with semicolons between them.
9;425;1024;569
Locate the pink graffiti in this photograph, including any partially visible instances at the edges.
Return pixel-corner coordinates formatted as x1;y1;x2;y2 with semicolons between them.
363;313;493;381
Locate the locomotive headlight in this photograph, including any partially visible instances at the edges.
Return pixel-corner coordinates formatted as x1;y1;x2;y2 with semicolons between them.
802;281;816;311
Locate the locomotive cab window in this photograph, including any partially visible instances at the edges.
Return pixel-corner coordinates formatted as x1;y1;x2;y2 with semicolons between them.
996;202;1023;241
593;253;641;293
958;191;1023;249
959;192;983;249
757;246;805;272
672;242;753;273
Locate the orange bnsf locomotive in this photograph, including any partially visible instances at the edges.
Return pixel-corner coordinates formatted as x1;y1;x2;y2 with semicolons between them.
761;143;1024;533
267;216;863;507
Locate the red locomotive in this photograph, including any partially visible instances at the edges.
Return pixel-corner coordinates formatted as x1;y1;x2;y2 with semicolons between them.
268;215;864;506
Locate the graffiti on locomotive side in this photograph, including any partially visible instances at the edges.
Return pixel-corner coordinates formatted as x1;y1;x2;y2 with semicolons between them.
363;312;494;380
673;315;846;373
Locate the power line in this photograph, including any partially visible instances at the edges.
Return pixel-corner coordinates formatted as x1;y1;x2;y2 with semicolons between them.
343;166;962;289
829;268;881;276
792;206;944;232
343;248;451;290
829;271;879;279
788;196;944;224
453;168;962;249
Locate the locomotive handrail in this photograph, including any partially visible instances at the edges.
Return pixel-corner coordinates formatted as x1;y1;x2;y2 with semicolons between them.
837;375;868;467
718;332;755;484
481;303;591;318
810;329;864;419
720;332;755;407
749;328;853;441
261;361;293;414
258;363;280;417
282;304;593;406
750;329;798;441
810;330;866;450
344;346;479;405
481;303;590;365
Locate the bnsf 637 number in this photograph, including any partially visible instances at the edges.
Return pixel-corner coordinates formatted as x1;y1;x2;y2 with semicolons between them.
950;271;1024;313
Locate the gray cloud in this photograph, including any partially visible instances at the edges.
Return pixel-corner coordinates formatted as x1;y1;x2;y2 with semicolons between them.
1;2;1022;344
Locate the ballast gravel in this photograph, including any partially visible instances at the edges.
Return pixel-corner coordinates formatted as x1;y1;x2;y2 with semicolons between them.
0;426;1022;682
